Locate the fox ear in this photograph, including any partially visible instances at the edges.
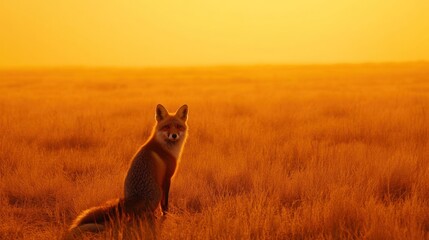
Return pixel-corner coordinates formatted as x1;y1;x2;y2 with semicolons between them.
156;104;169;121
175;104;188;121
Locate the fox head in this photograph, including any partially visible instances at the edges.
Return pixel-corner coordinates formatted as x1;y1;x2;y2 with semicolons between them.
154;104;188;146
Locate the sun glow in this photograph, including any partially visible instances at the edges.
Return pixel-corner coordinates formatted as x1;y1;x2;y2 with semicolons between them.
1;0;429;68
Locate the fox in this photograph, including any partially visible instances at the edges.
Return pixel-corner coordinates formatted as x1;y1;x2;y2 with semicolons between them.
66;104;189;238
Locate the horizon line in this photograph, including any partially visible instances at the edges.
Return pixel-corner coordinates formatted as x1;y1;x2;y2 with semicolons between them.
0;60;428;71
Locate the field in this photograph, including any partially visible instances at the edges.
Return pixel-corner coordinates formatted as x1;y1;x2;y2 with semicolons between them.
0;63;429;239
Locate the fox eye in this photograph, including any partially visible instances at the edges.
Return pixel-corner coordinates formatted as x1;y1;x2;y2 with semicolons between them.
176;125;185;131
161;125;170;131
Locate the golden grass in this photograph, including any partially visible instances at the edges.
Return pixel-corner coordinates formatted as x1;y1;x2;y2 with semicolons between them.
0;63;428;239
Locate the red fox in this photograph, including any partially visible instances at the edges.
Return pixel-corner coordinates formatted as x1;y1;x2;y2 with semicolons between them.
66;104;188;238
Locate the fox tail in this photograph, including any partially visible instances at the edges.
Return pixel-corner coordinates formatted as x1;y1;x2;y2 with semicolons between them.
65;198;125;239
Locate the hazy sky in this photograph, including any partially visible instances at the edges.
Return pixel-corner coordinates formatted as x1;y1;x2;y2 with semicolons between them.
1;0;429;68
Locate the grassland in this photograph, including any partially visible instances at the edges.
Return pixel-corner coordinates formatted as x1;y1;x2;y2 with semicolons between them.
0;63;428;239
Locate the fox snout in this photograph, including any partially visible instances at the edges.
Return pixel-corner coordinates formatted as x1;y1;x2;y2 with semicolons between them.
169;133;179;140
164;131;181;142
157;126;186;144
156;123;187;142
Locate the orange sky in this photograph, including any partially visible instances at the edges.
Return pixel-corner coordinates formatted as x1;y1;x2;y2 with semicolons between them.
1;0;429;68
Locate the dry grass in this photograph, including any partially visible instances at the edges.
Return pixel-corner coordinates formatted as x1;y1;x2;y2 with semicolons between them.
0;63;428;239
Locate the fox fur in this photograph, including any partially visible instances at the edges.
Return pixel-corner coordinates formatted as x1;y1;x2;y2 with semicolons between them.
66;104;188;238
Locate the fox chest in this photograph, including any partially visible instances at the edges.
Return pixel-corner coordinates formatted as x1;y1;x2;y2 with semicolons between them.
151;152;177;186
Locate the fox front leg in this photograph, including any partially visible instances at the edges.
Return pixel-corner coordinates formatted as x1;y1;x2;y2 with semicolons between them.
161;178;171;215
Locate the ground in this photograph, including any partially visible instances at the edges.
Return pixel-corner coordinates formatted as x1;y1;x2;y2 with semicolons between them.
0;63;428;239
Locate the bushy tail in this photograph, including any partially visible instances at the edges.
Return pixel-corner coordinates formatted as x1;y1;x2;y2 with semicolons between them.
65;198;125;239
65;197;160;239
